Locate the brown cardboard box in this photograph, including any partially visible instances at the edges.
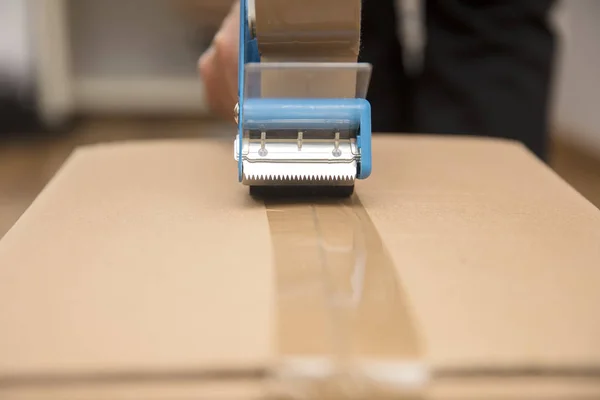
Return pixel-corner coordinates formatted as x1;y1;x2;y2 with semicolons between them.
0;136;599;399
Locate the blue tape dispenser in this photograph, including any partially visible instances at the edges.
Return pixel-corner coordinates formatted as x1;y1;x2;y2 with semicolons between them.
233;0;372;196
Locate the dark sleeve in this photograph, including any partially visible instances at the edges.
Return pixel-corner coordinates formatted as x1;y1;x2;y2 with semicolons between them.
414;0;558;159
359;0;413;134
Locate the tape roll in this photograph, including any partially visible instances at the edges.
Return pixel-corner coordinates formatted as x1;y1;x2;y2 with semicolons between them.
251;0;364;99
253;0;362;61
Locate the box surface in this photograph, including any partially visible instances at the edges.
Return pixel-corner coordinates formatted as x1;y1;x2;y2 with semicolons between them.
0;136;599;399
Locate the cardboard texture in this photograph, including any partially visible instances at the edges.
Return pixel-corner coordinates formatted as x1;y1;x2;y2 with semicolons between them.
0;136;600;399
0;141;274;375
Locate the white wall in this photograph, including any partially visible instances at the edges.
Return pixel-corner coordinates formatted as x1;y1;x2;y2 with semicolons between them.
31;0;600;146
69;0;204;78
67;0;209;114
553;0;600;156
0;0;33;85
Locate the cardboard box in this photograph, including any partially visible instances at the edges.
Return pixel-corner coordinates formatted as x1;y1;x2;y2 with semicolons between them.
0;136;599;399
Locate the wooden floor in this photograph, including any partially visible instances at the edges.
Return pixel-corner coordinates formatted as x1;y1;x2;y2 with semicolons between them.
1;117;599;238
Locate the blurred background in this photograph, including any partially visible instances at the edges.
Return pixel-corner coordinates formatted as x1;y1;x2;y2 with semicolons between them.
0;0;599;237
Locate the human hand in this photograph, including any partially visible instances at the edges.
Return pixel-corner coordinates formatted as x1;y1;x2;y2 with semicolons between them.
198;0;240;121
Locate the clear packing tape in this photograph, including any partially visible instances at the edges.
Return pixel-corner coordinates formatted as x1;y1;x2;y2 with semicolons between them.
264;198;429;400
251;2;427;397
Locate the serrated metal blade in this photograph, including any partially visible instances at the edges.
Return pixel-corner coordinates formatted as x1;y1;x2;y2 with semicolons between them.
242;161;356;186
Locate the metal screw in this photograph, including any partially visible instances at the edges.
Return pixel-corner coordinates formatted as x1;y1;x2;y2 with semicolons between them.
332;131;341;157
259;131;268;156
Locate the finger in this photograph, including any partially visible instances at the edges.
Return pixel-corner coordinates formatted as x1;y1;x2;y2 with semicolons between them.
199;46;231;119
199;1;241;120
213;12;240;110
212;45;238;116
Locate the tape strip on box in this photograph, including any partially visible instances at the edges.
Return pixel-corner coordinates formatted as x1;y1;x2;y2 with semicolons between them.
252;2;426;396
265;197;429;400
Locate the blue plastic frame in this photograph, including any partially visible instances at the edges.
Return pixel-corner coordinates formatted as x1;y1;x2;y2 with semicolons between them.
237;0;372;181
237;0;260;181
243;98;371;178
